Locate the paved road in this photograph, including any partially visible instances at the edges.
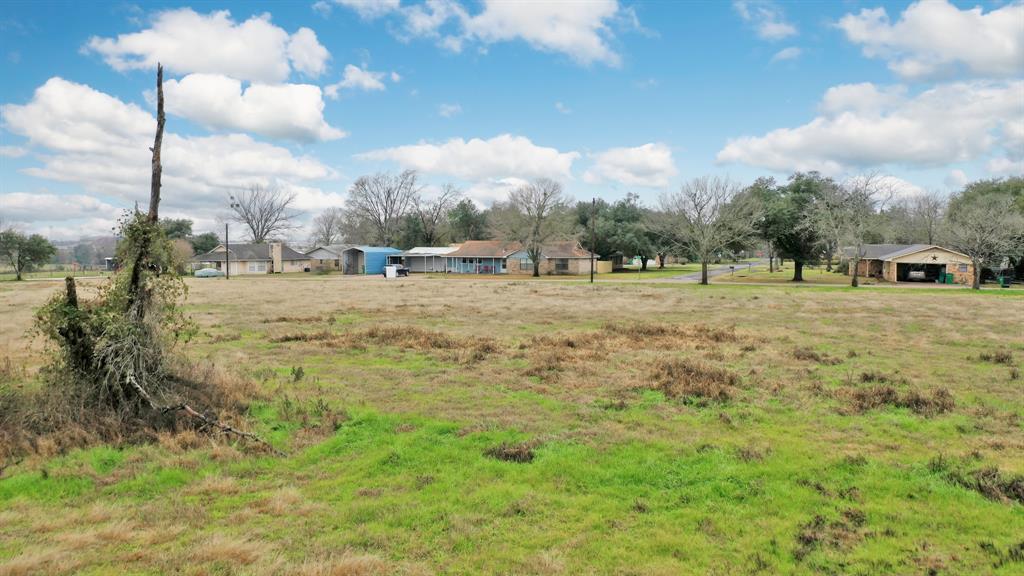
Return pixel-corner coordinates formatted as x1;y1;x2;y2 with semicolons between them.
669;260;764;282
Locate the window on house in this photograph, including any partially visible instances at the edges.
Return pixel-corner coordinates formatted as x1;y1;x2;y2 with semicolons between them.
520;258;532;270
958;263;968;273
248;261;266;273
554;259;569;272
247;262;256;273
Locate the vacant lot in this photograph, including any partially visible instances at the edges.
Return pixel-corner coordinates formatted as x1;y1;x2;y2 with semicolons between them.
1;275;1022;575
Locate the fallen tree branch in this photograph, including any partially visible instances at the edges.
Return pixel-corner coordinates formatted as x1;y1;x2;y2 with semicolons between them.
161;403;284;456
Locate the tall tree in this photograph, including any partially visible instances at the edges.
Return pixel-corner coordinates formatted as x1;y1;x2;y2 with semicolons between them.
910;192;946;244
945;193;1024;289
762;173;831;281
448;198;489;242
309;207;346;246
413;183;461;246
347;170;420;246
807;174;891;287
229;184;300;243
159;218;193;240
0;229;56;280
661;176;761;285
189;232;220;254
492;178;571;277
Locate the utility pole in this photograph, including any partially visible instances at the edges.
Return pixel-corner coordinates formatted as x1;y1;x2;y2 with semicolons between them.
589;198;596;284
224;222;230;280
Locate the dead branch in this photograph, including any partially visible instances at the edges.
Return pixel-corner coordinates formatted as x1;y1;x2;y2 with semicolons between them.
161;403;284;455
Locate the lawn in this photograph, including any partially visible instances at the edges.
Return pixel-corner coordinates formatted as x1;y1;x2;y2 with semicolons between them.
0;275;1022;575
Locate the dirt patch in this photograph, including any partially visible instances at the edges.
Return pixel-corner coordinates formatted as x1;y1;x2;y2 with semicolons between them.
650;358;738;403
794;508;866;561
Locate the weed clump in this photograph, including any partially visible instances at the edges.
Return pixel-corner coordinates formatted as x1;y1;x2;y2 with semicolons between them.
793;347;841;365
650;358;738;403
846;386;954;417
485;441;536;463
794;509;865;561
929;455;1024;505
978;350;1014;365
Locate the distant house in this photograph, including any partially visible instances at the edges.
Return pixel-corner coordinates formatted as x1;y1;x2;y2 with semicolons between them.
305;244;351;272
846;244;973;284
387;246;459;272
191;242;310;275
442;240;599;275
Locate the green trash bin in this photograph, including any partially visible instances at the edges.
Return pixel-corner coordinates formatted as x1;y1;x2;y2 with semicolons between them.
945;273;954;284
999;276;1011;288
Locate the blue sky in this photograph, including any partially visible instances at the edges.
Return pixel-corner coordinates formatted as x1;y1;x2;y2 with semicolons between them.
1;0;1021;241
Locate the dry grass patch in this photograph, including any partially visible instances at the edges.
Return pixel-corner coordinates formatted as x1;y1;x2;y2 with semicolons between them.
0;549;83;576
191;533;265;565
845;386;954;417
296;554;403;576
650;358;739;403
484;441;537;463
792;347;842;365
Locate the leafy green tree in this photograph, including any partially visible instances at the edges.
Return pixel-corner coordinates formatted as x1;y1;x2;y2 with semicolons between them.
159;218;193;239
448;198;489;242
73;243;96;267
0;229;57;280
949;177;1024;215
189;232;220;254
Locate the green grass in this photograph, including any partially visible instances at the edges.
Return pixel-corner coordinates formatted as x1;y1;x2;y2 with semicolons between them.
0;275;1022;574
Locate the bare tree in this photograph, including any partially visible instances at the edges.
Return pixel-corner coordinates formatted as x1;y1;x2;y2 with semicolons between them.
492;178;571;277
347;170;420;246
414;183;461;246
911;191;946;245
660;176;760;285
945;194;1024;289
229;184;300;243
807;174;892;287
310;207;346;246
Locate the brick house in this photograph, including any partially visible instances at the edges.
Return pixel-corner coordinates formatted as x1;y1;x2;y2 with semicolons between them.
846;244;974;284
442;240;602;275
191;242;309;275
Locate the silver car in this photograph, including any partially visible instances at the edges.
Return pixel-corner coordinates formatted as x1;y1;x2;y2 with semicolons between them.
194;268;224;278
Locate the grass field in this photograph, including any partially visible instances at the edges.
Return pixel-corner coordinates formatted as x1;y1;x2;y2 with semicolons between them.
1;275;1022;575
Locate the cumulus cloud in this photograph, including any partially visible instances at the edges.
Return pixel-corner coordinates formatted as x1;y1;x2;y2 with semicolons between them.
1;77;334;215
836;0;1024;80
84;8;330;82
733;0;797;41
358;134;579;182
324;64;394;97
161;74;344;141
554;101;572;114
716;81;1024;175
0;192;119;222
0;146;27;158
771;46;801;62
944;169;968;189
336;0;626;66
583;143;677;187
438;103;461;118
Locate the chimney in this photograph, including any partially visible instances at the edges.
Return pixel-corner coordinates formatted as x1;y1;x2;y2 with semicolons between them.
271;242;283;273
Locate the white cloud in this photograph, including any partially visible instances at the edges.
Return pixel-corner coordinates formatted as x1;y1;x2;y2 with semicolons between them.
0;192;119;222
988;157;1024;176
161;73;344;141
464;177;529;205
733;1;797;41
836;0;1024;80
438;103;461;118
358;134;579;182
583;143;677;188
390;71;401;82
944;169;968;189
0;146;27;158
312;1;333;17
335;0;400;20
461;0;622;66
325;64;391;97
337;0;627;66
555;101;572;114
1;77;334;215
85;8;330;82
771;46;801;62
845;174;925;201
717;81;1024;175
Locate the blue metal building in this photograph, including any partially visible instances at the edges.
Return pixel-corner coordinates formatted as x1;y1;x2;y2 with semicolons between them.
342;246;400;275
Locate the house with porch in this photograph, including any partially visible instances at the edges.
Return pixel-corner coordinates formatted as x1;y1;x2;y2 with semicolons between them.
442;240;600;275
387;246;459;272
191;242;310;275
847;244;973;284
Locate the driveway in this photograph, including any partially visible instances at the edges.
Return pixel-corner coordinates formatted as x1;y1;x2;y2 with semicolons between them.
668;260;765;282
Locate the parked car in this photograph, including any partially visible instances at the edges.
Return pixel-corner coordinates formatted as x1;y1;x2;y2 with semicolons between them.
194;268;224;278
